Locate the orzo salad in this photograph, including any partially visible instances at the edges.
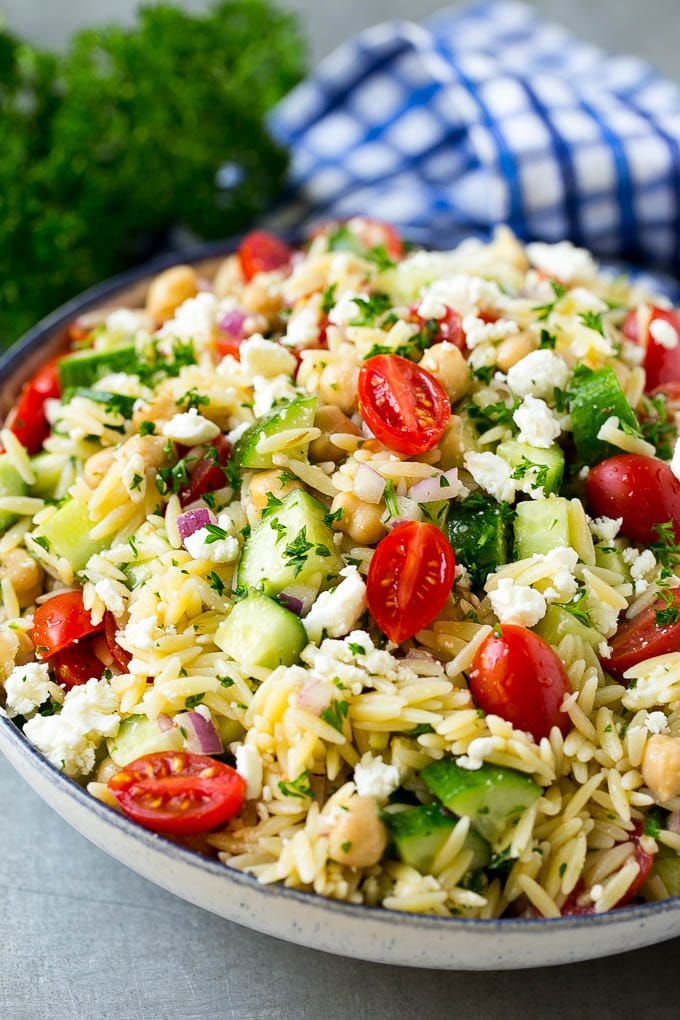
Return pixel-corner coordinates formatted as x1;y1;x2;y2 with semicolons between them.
3;219;680;919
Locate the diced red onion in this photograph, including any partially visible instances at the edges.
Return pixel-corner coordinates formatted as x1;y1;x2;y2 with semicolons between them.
298;677;335;716
408;469;461;503
353;462;386;504
277;593;304;615
175;710;223;755
279;584;316;615
668;810;680;835
177;507;216;541
218;308;248;340
157;713;174;733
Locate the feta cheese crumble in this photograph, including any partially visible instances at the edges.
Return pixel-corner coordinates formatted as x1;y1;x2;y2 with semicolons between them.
4;662;62;718
671;437;680;482
526;241;597;283
162;409;220;446
303;565;367;644
489;578;547;627
235;743;263;800
464;451;517;503
240;334;297;379
513;396;561;448
507;350;569;399
649;317;679;350
353;753;400;802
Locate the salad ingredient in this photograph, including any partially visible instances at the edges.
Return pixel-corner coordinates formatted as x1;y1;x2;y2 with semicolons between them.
446;494;511;587
5;359;61;454
642;734;680;803
108;714;185;767
327;795;387;868
103;613;132;673
569;366;641;465
215;591;307;669
238;230;293;281
587;454;680;544
33;592;103;660
366;521;455;643
562;826;655;915
232;395;316;470
469;625;571;740
623;306;680;391
30;497;107;571
385;803;490;874
357;354;451;456
606;589;680;678
0;456;28;533
146;265;199;324
178;434;232;506
108;752;245;835
174;710;223;756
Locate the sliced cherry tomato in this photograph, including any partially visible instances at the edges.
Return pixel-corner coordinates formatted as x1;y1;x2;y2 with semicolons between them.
5;358;61;455
410;304;465;351
469;625;571;741
586;454;680;545
561;824;655;915
178;433;232;507
605;588;680;679
623;305;680;392
216;337;243;360
32;592;103;660
313;217;404;261
367;521;455;643
108;751;246;835
51;636;105;690
104;611;132;672
238;231;292;282
358;354;451;455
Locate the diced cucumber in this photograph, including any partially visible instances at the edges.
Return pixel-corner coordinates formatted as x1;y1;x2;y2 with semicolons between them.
29;452;74;500
68;388;137;419
594;538;630;580
215;591;308;669
31;497;106;570
213;715;245;746
385;802;491;874
0;455;27;532
107;714;184;766
513;497;571;559
569;366;639;465
58;344;138;390
651;845;680;898
496;439;564;496
446;494;512;587
237;489;342;596
232;396;317;470
534;604;603;650
421;757;542;844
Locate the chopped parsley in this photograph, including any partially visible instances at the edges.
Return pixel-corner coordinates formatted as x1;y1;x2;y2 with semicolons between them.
204;523;228;544
156;456;193;495
555;587;592;628
261;492;284;519
278;770;313;799
283;527;314;577
209;571;225;595
269;517;287;544
321;698;349;733
185;693;205;710
578;310;605;336
321;282;337;315
218;675;235;689
650;521;680;579
638;394;677;460
383;479;399;520
510;456;549;491
324;507;344;528
533;280;567;321
139;420;157;436
655;587;680;628
176;387;209;412
348;292;393;327
468;397;520;431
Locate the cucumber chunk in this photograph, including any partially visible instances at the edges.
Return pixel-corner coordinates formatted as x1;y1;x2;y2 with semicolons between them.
569;366;639;465
0;455;27;532
496;439;564;496
385;802;491;874
215;591;307;669
446;494;512;587
513;497;571;559
421;758;542;844
107;714;184;766
68;388;137;419
232;396;317;470
651;845;680;898
237;489;342;596
534;604;603;650
58;344;138;390
31;497;106;570
29;452;74;500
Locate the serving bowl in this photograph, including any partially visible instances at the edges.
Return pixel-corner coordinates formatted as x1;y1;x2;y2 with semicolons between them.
1;239;680;969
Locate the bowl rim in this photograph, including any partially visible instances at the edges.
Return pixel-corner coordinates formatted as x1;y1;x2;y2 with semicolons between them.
1;235;680;938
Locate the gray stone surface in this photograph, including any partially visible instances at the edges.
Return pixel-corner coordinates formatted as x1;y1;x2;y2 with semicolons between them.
2;2;680;1016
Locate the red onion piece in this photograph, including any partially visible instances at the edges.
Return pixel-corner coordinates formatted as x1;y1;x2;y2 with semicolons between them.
175;710;223;755
279;584;317;615
298;677;335;716
157;713;174;733
408;468;462;503
218;308;247;340
668;810;680;835
277;593;304;615
177;507;217;541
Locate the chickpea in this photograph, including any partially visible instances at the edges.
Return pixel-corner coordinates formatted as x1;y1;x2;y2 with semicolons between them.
83;448;116;488
248;469;303;515
241;278;283;319
132;390;178;430
0;548;45;608
331;491;387;545
495;332;535;373
328;796;388;868
318;360;360;415
213;254;244;298
642;734;680;803
419;343;469;404
122;433;170;470
146;265;199;324
309;406;362;463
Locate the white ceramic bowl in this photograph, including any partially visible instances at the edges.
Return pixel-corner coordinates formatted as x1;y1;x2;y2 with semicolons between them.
1;242;680;969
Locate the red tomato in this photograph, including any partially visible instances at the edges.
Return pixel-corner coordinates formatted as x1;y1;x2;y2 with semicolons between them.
313;217;404;261
623;305;680;392
179;433;232;507
216;337;242;360
104;612;132;672
51;637;105;690
469;625;571;741
108;752;246;835
238;231;292;282
5;358;61;455
561;825;655;915
32;592;103;660
605;588;680;679
652;381;680;402
410;304;465;351
586;454;680;545
367;521;455;643
358;354;451;455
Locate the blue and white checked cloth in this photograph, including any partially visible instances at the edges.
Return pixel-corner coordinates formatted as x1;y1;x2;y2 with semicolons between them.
269;0;680;274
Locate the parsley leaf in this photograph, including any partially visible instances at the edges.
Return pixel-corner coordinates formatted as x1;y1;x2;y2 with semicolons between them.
278;770;313;799
655;587;680;628
578;310;605;336
321;698;349;733
349;293;393;327
283;527;314;577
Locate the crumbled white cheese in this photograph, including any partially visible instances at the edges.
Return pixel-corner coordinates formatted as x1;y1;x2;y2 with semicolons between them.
235;743;263;800
489;578;547;627
286;300;321;348
512;395;561;448
184;526;239;564
328;292;363;327
589;516;623;544
650;317;679;350
124;616;156;650
539;546;580;602
106;308;149;336
3;662;61;718
645;711;669;735
418;274;505;319
461;315;518;350
507;350;570;399
457;736;505;771
303;566;368;644
671;437;680;482
464;451;517;503
526;241;597;283
598;642;613;659
239;334;297;379
588;600;620;639
160;292;218;347
94;578;126;615
252;375;300;417
353;753;400;802
628;549;657;582
162;409;220;446
226;421;251;445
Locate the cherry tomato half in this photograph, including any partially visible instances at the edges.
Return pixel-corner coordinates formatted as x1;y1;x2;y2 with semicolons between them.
605;588;680;679
358;354;451;455
5;358;61;455
586;454;680;545
104;611;132;672
108;752;246;835
51;636;105;690
623;305;680;392
561;825;655;915
469;625;571;741
238;231;292;282
179;433;232;507
32;592;103;660
367;521;455;643
410;304;465;351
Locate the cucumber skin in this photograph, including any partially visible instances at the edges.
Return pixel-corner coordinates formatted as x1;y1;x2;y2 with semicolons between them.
215;591;307;669
232;396;317;470
386;803;491;874
0;455;27;532
569;367;639;465
446;495;512;587
513;497;571;559
58;345;138;390
32;497;107;570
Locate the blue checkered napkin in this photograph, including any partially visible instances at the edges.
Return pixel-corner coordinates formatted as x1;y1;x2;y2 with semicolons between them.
269;0;680;273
